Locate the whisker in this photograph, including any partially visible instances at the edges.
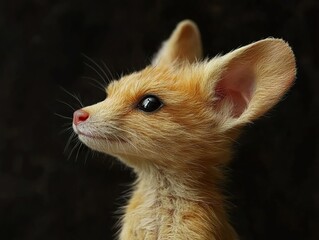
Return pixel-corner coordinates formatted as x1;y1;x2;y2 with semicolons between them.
54;112;73;120
87;81;105;93
68;141;81;161
59;87;84;108
84;149;92;165
64;132;76;153
107;125;138;139
75;142;83;162
101;60;115;81
84;61;108;85
82;76;106;89
57;99;76;111
82;53;111;84
59;126;73;135
73;93;84;108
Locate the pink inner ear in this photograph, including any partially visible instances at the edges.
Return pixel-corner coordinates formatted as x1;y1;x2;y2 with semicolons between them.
215;63;255;117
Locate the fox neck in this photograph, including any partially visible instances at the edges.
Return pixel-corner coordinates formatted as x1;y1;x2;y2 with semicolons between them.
136;162;225;204
119;155;238;240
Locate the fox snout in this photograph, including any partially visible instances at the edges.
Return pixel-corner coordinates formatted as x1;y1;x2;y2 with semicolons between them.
73;109;90;125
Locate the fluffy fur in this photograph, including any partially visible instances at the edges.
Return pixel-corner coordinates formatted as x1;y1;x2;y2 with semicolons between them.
72;20;296;239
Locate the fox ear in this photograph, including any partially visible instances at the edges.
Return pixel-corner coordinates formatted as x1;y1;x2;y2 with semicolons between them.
152;20;203;65
206;38;296;127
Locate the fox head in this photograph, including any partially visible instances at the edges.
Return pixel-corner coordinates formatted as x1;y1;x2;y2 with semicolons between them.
72;20;296;172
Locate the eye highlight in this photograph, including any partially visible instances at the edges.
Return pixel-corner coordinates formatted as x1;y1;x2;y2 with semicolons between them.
137;95;163;113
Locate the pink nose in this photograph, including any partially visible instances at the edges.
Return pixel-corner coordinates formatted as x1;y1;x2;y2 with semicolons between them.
73;109;89;125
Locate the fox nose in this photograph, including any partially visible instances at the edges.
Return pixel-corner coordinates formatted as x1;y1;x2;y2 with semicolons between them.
73;109;89;125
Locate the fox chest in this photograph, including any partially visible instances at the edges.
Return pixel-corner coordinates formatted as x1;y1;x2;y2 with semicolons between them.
119;194;215;240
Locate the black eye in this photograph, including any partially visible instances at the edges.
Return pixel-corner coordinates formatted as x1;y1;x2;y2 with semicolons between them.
137;95;163;112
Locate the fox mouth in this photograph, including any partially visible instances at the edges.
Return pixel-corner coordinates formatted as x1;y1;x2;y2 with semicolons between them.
77;130;105;140
74;127;126;143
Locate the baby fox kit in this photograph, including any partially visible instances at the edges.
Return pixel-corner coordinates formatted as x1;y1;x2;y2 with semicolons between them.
72;20;296;239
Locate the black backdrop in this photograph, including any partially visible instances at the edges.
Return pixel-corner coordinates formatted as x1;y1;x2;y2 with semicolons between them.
1;0;318;239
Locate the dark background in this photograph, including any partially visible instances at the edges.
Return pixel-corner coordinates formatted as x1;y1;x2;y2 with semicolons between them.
1;0;318;239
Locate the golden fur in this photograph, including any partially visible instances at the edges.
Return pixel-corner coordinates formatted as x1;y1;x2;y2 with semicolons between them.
72;20;296;239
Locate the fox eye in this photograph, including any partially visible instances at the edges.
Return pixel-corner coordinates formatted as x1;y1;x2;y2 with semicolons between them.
137;95;163;112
